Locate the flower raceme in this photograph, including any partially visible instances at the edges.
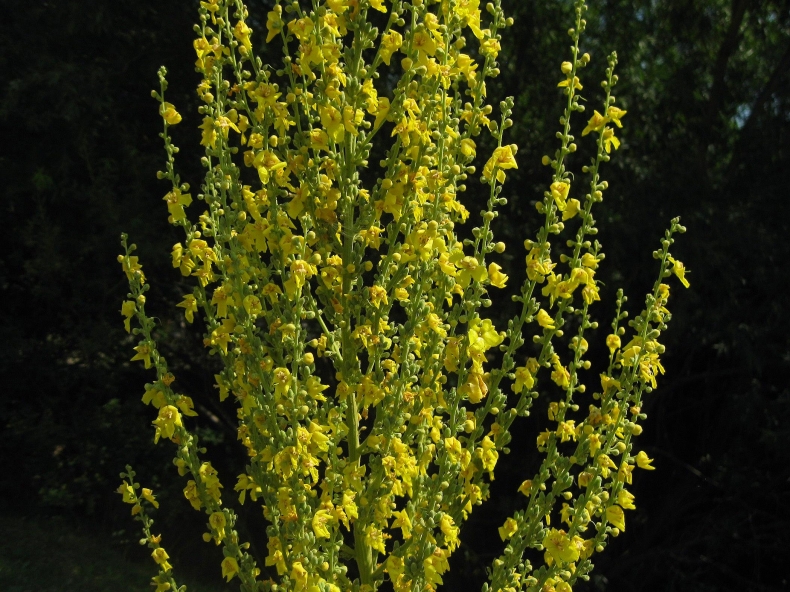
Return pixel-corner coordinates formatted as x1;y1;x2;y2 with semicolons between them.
117;1;689;591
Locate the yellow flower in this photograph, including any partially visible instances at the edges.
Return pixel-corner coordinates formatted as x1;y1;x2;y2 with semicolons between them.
209;511;226;541
287;17;314;42
543;528;580;563
551;363;570;389
460;137;476;158
550;180;570;211
635;450;655;470
159;102;182;125
621;344;641;367
342;105;364;136
265;537;287;575
412;30;437;57
498;517;518;541
480;37;501;59
374;96;391;129
176;294;197;323
386;554;406;587
117;481;136;504
163;188;192;224
456;0;483;38
423;547;450;588
289;259;315;291
512;364;534;393
309;129;330;152
597;453;617;478
200;0;219;19
265;7;284;42
391;508;412;538
242;294;262;318
606;334;621;354
427;312;447;338
380;30;402;66
444;436;462;463
518;480;532;496
562;198;581;220
555;419;576;441
468;317;504;352
193;38;213;71
668;256;690;288
368;285;388;308
319;105;345;143
183;480;201;510
390;116;415;149
312;509;333;538
483;145;518;183
366;526;389;553
455;53;479;88
326;0;350;15
233;20;253;53
211;284;232;318
253;150;287;185
142;386;165;409
141;488;159;508
600;373;621;394
560;502;573;525
487;262;509;288
131;343;153;368
199;116;217;148
581;252;598;269
199;462;222;503
617;488;636;510
121;300;136;333
557;76;582;91
605;504;626;531
170;243;193;276
440;514;460;550
536;308;555;329
272;367;292;399
480;436;498;475
152;405;182;443
582;110;607;136
151;548;172;572
341;490;359;523
607;106;627;127
370;0;387;12
305;376;329;401
361;78;379;114
602;127;620;153
456;255;488;287
216;114;240;139
119;254;145;282
221;557;239;582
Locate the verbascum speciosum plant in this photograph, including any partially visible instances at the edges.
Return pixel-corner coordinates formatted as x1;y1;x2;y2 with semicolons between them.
117;0;690;590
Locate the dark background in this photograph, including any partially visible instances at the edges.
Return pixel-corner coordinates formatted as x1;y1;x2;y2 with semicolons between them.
1;0;788;590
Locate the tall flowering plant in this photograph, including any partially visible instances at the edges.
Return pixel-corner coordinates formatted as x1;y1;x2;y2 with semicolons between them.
117;0;689;590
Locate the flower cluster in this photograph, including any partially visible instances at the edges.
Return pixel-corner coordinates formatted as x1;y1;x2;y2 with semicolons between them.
118;467;185;592
118;0;689;591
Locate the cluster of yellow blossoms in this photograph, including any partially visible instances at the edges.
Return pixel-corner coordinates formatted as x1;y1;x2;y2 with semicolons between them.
118;0;689;591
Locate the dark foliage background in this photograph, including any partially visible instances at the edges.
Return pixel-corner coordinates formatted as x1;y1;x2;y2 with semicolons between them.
1;0;787;590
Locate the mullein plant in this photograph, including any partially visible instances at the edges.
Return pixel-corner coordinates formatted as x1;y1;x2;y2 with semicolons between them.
117;0;690;590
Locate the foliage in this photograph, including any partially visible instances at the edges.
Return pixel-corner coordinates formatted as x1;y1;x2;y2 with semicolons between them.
116;0;690;590
2;0;787;589
488;1;790;589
